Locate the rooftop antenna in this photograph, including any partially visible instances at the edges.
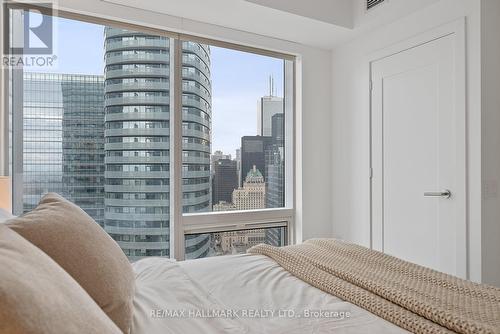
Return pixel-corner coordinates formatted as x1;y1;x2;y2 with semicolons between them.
272;75;274;97
268;75;272;96
267;74;278;97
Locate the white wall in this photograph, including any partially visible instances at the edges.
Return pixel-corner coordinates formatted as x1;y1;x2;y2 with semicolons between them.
1;0;333;240
330;0;486;282
480;0;500;287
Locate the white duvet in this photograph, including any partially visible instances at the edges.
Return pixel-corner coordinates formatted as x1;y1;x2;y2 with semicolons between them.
131;254;409;334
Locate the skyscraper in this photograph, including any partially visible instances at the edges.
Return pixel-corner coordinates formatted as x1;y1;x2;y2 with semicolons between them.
212;158;238;205
235;148;242;185
22;72;105;224
263;104;285;244
265;147;284;208
271;113;284;146
258;95;283;137
240;135;272;187
62;75;106;225
181;41;213;259
210;150;231;185
266;113;285;209
103;28;211;260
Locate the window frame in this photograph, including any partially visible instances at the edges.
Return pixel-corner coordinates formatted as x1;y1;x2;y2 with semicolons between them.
2;2;297;261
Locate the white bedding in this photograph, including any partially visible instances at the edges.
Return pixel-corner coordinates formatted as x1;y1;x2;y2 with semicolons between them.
132;254;410;334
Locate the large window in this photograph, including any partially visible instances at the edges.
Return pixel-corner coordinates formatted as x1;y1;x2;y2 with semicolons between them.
4;4;295;261
186;225;287;258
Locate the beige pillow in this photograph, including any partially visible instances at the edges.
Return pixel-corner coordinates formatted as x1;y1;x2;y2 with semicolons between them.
0;224;122;334
7;193;135;334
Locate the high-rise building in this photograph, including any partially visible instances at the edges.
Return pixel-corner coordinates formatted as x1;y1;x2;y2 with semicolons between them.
22;72;105;224
210;150;231;186
103;28;211;260
235;148;242;186
271;113;284;146
62;75;106;226
181;40;213;259
264;109;285;243
258;95;283;137
265;147;284;208
212;158;238;205
232;166;266;210
266;113;285;209
240;135;272;187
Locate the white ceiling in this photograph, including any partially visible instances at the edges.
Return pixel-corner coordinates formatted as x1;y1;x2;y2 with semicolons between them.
243;0;354;28
102;0;442;50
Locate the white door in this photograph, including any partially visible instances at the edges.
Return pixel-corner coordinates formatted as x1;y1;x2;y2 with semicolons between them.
371;33;466;278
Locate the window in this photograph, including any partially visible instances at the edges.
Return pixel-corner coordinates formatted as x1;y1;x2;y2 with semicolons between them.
181;43;286;215
4;4;295;261
186;225;287;258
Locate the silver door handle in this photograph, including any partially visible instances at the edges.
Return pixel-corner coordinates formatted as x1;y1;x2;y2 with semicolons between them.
424;190;451;198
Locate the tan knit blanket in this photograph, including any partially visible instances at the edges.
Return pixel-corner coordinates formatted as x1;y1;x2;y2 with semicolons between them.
248;239;500;334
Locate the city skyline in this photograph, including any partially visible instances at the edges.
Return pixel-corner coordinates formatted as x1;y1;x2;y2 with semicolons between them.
17;13;286;259
21;69;284;258
31;15;284;158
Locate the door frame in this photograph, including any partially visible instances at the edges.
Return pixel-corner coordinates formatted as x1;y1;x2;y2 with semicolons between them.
368;18;467;278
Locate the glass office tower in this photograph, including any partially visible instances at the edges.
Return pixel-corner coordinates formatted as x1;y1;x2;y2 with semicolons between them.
104;28;211;260
22;72;105;224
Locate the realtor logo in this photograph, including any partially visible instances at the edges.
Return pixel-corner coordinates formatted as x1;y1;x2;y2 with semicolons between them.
2;2;57;68
10;3;54;55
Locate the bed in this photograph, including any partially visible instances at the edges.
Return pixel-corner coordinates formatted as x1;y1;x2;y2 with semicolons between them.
131;239;500;334
2;195;499;334
132;253;409;334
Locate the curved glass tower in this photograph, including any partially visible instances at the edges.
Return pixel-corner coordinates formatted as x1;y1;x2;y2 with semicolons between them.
103;28;211;260
181;41;213;259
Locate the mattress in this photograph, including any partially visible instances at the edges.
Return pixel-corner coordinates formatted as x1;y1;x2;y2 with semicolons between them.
131;254;409;334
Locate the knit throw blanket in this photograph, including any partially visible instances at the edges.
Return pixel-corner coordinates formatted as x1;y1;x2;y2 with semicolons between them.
248;239;500;334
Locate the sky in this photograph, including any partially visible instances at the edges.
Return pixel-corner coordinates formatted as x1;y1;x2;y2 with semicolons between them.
33;15;284;158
